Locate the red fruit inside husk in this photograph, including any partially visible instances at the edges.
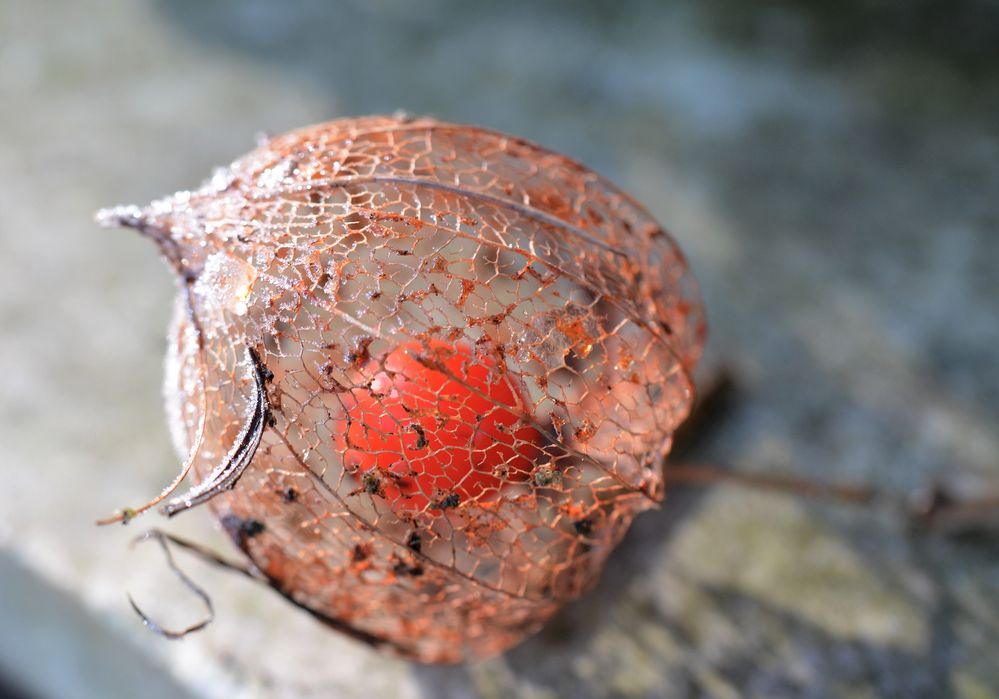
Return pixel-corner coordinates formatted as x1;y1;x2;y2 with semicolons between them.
337;340;544;513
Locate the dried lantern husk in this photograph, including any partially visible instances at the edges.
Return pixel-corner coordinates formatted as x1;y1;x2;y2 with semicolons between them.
98;114;706;663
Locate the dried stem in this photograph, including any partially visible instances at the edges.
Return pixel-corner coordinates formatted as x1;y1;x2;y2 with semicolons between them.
668;369;999;536
665;463;877;504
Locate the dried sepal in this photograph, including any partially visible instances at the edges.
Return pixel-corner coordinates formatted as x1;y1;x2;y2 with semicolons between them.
161;345;271;517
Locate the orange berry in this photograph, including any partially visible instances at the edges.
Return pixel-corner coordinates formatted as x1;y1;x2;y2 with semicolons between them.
337;340;543;513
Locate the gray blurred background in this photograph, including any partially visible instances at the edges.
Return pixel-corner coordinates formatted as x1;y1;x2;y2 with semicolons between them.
2;1;998;698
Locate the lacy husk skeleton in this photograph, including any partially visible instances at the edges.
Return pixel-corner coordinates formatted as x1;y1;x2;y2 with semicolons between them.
98;114;706;663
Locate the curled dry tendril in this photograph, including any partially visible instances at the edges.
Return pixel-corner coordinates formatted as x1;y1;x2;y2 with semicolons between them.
127;530;218;640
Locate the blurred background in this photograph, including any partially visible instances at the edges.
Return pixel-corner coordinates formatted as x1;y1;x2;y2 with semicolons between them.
2;1;998;697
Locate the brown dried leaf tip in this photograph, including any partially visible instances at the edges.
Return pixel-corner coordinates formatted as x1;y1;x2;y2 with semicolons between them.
98;114;706;663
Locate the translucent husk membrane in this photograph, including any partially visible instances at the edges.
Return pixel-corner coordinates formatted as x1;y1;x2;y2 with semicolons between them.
109;115;705;663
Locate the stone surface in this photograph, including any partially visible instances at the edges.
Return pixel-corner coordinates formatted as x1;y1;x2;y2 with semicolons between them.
1;1;998;698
